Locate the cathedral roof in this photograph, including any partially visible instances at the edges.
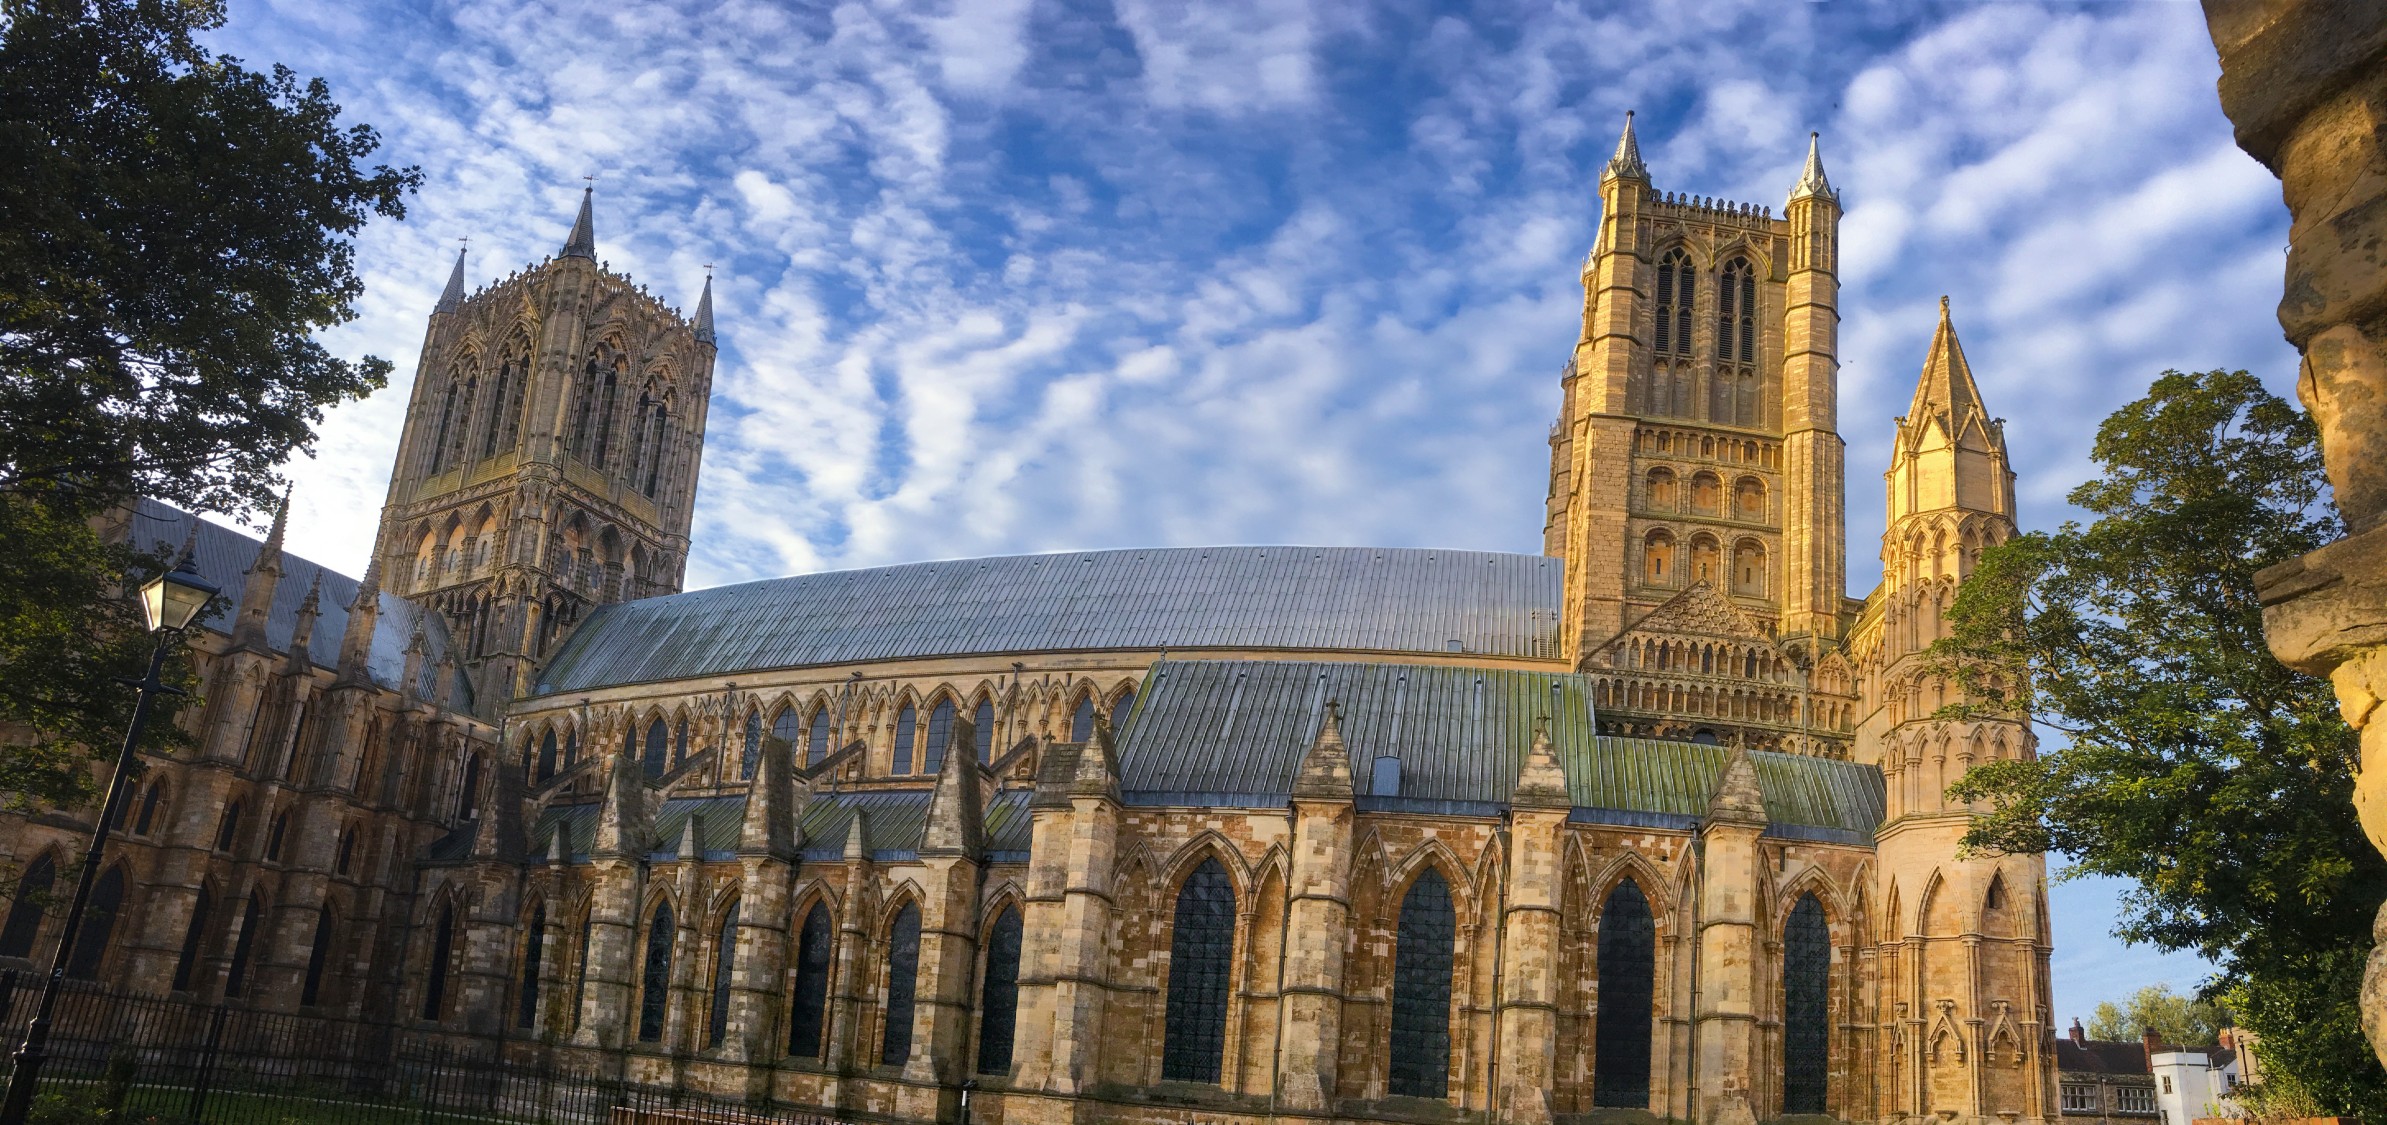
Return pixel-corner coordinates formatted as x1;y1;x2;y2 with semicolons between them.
534;545;1565;694
125;499;472;702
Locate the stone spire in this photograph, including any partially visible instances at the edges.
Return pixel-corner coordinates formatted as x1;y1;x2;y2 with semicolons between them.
399;620;427;705
435;246;468;313
284;572;322;670
1511;720;1571;809
1788;131;1837;203
692;274;715;344
1290;702;1353;800
920;715;985;858
1071;716;1121;801
230;490;290;651
561;186;596;260
842;809;869;862
334;559;381;686
1907;296;1989;428
677;814;702;862
1604;110;1649;182
1706;746;1769;826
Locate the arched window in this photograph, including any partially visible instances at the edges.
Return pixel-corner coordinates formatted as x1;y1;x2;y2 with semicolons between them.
1713;258;1758;425
1645;467;1677;511
1690;535;1722;586
1594;880;1657;1108
769;707;800;779
924;698;954;775
1654;249;1694;360
65;866;124;980
226;892;265;997
788;903;833;1058
642;719;668;780
538;730;559;782
674;718;689;766
448;377;479;467
516;904;546;1029
888;703;915;775
806;705;830;767
422;901;456;1019
707;900;740;1049
303;905;336;1008
638;901;674;1042
1388;868;1456;1098
592;367;621;468
265;811;289;862
456;754;484;820
1733;541;1768;598
134;784;164;836
0;852;55;958
432;382;460;473
216;802;242;851
570;912;594;1033
972;700;995;763
1111;689;1138;731
978;905;1023;1075
1643;531;1677;588
1734;477;1766;522
1070;694;1095;743
335;828;356;876
1783;893;1831;1114
880;902;923;1066
564;729;578;769
172;886;211;991
1689;472;1722;516
742;710;763;780
482;361;513;459
1161;858;1235;1083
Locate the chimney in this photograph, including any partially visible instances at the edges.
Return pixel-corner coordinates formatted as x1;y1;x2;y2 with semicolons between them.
2142;1026;2163;1069
2069;1019;2086;1047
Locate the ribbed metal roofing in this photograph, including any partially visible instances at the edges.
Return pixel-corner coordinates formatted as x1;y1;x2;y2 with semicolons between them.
520;788;1035;865
127;500;468;701
534;546;1563;694
1115;659;1884;840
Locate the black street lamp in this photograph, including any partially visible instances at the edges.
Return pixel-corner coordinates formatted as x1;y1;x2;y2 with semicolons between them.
0;551;217;1125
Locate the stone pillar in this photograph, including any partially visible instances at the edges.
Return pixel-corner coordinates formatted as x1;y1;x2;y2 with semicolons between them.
905;716;986;1086
1692;749;1765;1125
1026;729;1121;1096
573;745;649;1049
723;720;802;1065
1779;137;1846;648
1496;728;1571;1125
2202;0;2387;1063
823;814;873;1075
1276;707;1355;1110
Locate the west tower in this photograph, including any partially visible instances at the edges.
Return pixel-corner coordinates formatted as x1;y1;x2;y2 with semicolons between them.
1553;117;1858;755
374;190;717;712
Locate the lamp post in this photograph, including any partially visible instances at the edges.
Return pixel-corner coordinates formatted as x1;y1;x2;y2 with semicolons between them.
0;552;217;1125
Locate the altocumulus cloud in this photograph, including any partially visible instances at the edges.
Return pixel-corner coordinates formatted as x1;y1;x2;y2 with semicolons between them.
211;0;2284;1024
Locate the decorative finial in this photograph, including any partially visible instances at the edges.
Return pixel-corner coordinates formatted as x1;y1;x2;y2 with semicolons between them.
1604;110;1648;182
1789;130;1837;204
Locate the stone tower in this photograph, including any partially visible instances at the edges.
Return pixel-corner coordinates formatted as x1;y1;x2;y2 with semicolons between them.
1852;301;2055;1123
374;189;717;711
1552;116;1858;754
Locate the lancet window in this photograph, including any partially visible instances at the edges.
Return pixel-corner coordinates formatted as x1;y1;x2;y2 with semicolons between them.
973;699;996;762
743;710;764;780
707;900;739;1049
1070;693;1095;743
172;886;209;991
880;902;922;1066
637;901;674;1042
806;705;830;767
642;719;668;780
226;892;267;998
302;905;337;1008
1388;869;1456;1098
893;703;918;775
1161;858;1235;1083
1713;257;1759;427
787;903;833;1058
925;698;954;775
0;851;54;958
420;900;455;1018
1782;893;1831;1114
515;904;544;1030
1594;880;1657;1108
978;905;1023;1075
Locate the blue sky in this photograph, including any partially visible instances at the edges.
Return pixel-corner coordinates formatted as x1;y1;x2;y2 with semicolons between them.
215;0;2282;1024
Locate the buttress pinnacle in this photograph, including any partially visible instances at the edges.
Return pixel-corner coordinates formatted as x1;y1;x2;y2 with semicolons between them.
1789;131;1837;203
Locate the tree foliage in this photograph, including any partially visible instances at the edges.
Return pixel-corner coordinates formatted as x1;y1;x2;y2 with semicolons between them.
0;0;415;807
2084;984;2230;1046
1934;370;2384;1117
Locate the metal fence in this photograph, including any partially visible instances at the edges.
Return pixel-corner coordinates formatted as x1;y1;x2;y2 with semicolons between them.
0;972;838;1125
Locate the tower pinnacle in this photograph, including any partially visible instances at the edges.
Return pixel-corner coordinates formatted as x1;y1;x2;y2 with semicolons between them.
1605;110;1649;182
693;273;715;344
1788;131;1837;203
561;186;596;260
435;246;468;313
1907;296;1987;425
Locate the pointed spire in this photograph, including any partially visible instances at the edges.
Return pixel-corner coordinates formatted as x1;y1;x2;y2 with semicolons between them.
547;823;569;865
740;701;802;859
1907;296;1988;427
435;246;468;313
691;273;715;345
1071;718;1121;801
335;559;382;687
1788;131;1837;204
1604;110;1649;182
1291;701;1354;801
677;814;702;862
921;714;986;858
1511;718;1571;809
561;186;596;260
230;490;291;651
1705;746;1769;826
284;572;322;669
843;809;869;863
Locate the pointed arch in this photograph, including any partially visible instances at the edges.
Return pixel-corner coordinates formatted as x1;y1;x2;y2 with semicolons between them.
706;896;740;1049
1388;864;1457;1098
1160;856;1236;1083
1593;876;1658;1108
1781;892;1832;1114
879;896;924;1066
65;863;128;981
976;900;1024;1076
0;849;58;959
636;896;675;1042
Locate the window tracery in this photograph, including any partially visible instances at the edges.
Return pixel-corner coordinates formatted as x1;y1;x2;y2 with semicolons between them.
881;902;922;1066
1783;893;1830;1113
1161;858;1235;1083
978;905;1023;1075
788;902;833;1057
1388;868;1456;1098
1594;879;1656;1108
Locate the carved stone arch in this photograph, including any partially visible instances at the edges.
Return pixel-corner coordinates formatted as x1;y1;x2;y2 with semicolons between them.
637;881;681;925
1350;826;1394;892
788;877;842;931
1713;236;1772;276
703;880;743;932
1917;870;1961;937
1980;867;2014;939
1386;838;1476;926
1154;830;1252;904
1926;1000;1968;1064
1586;850;1678;939
878;879;928;934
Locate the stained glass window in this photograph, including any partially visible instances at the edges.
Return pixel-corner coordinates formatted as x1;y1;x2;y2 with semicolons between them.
1161;858;1235;1083
708;901;740;1048
1070;695;1095;743
66;866;123;981
538;730;558;782
266;812;288;861
743;711;763;780
304;905;336;1008
0;851;53;958
880;903;922;1066
134;785;163;835
642;719;668;780
925;699;953;775
788;903;833;1058
972;700;995;762
216;802;242;851
170;886;209;992
1656;249;1695;359
893;704;917;775
420;901;455;1018
1783;893;1831;1114
770;708;801;779
806;706;830;767
978;906;1023;1075
1594;880;1657;1108
1111;689;1137;731
638;902;675;1042
516;904;545;1029
226;894;264;998
1389;869;1456;1098
570;914;593;1033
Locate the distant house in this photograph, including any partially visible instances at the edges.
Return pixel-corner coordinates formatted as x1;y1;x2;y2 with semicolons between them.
2157;1028;2257;1125
2057;1022;2162;1124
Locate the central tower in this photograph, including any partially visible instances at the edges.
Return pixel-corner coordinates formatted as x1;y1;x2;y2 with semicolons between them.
373;190;718;711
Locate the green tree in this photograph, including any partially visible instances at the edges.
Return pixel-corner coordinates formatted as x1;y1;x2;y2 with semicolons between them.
1934;370;2386;1119
2084;984;2229;1046
0;0;417;808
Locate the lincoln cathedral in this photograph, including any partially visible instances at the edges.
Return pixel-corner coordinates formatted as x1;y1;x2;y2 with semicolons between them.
0;117;2053;1125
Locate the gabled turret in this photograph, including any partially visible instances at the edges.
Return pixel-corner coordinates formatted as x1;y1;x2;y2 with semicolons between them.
282;573;321;673
591;729;650;859
1705;746;1768;827
1511;721;1571;809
